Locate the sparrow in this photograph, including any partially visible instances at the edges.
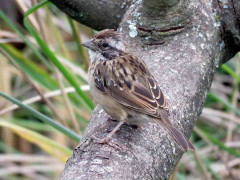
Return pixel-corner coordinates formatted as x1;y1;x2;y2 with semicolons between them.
81;29;194;151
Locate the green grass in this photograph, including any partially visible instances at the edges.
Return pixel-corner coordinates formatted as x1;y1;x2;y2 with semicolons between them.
0;92;80;142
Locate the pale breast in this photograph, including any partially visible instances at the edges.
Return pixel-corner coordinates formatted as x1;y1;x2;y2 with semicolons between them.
88;71;128;121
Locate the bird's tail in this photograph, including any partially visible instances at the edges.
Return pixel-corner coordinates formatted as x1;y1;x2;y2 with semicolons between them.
162;123;195;151
155;109;195;151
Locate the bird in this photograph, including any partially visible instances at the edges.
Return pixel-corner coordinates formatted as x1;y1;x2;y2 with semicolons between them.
81;29;194;151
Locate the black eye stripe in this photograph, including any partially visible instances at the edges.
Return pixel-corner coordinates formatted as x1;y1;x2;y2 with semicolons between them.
98;40;125;60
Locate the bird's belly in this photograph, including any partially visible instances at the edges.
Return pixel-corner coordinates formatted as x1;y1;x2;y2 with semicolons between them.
125;111;155;126
89;75;128;121
88;74;155;125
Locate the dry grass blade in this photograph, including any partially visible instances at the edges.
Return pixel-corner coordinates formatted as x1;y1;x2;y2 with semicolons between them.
0;47;14;153
0;164;64;176
25;0;81;130
192;151;212;180
55;68;80;132
15;0;39;31
0;47;66;124
0;30;18;38
22;172;51;180
223;59;240;177
0;85;89;115
201;108;240;125
0;154;60;163
57;55;88;81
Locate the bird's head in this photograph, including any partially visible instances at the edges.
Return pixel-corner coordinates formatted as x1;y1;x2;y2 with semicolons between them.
81;29;126;62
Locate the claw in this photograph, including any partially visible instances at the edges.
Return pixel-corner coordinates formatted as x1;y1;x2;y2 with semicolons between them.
91;121;129;151
92;135;122;150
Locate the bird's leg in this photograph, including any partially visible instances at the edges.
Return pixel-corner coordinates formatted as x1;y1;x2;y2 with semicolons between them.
92;121;124;148
104;121;124;142
98;121;124;143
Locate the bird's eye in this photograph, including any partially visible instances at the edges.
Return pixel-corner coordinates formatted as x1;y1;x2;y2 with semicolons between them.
101;42;109;48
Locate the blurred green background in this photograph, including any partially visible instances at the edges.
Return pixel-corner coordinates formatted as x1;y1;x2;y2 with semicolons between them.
0;0;239;180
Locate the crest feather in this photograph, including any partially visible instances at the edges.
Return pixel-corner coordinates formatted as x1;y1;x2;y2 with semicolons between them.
94;29;121;40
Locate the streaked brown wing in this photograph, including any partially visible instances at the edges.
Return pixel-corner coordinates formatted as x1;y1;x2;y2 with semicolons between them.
93;55;169;120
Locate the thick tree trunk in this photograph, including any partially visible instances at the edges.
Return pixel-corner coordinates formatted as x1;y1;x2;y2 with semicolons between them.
48;0;240;179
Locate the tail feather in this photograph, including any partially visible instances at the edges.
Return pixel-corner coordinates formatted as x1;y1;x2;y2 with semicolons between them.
163;123;195;151
157;109;194;151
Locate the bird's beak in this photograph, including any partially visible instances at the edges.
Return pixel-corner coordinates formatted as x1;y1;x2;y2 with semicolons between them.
80;40;95;50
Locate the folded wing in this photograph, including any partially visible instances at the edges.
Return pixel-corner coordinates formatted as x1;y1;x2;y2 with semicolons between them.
93;55;170;123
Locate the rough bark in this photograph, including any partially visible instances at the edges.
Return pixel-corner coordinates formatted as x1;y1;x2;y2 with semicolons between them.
48;0;133;30
57;0;240;179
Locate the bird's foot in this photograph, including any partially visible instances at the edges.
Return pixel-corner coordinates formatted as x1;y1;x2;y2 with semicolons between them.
91;135;122;150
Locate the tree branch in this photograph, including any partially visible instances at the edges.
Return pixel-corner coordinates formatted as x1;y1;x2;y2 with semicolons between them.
213;0;240;64
59;0;240;179
48;0;132;30
141;0;179;17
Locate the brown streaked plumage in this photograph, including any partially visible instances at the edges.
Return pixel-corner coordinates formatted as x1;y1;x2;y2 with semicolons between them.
93;29;121;40
91;55;169;119
81;29;194;151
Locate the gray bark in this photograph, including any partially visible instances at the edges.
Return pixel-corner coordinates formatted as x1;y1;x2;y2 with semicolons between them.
57;0;240;179
48;0;133;30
